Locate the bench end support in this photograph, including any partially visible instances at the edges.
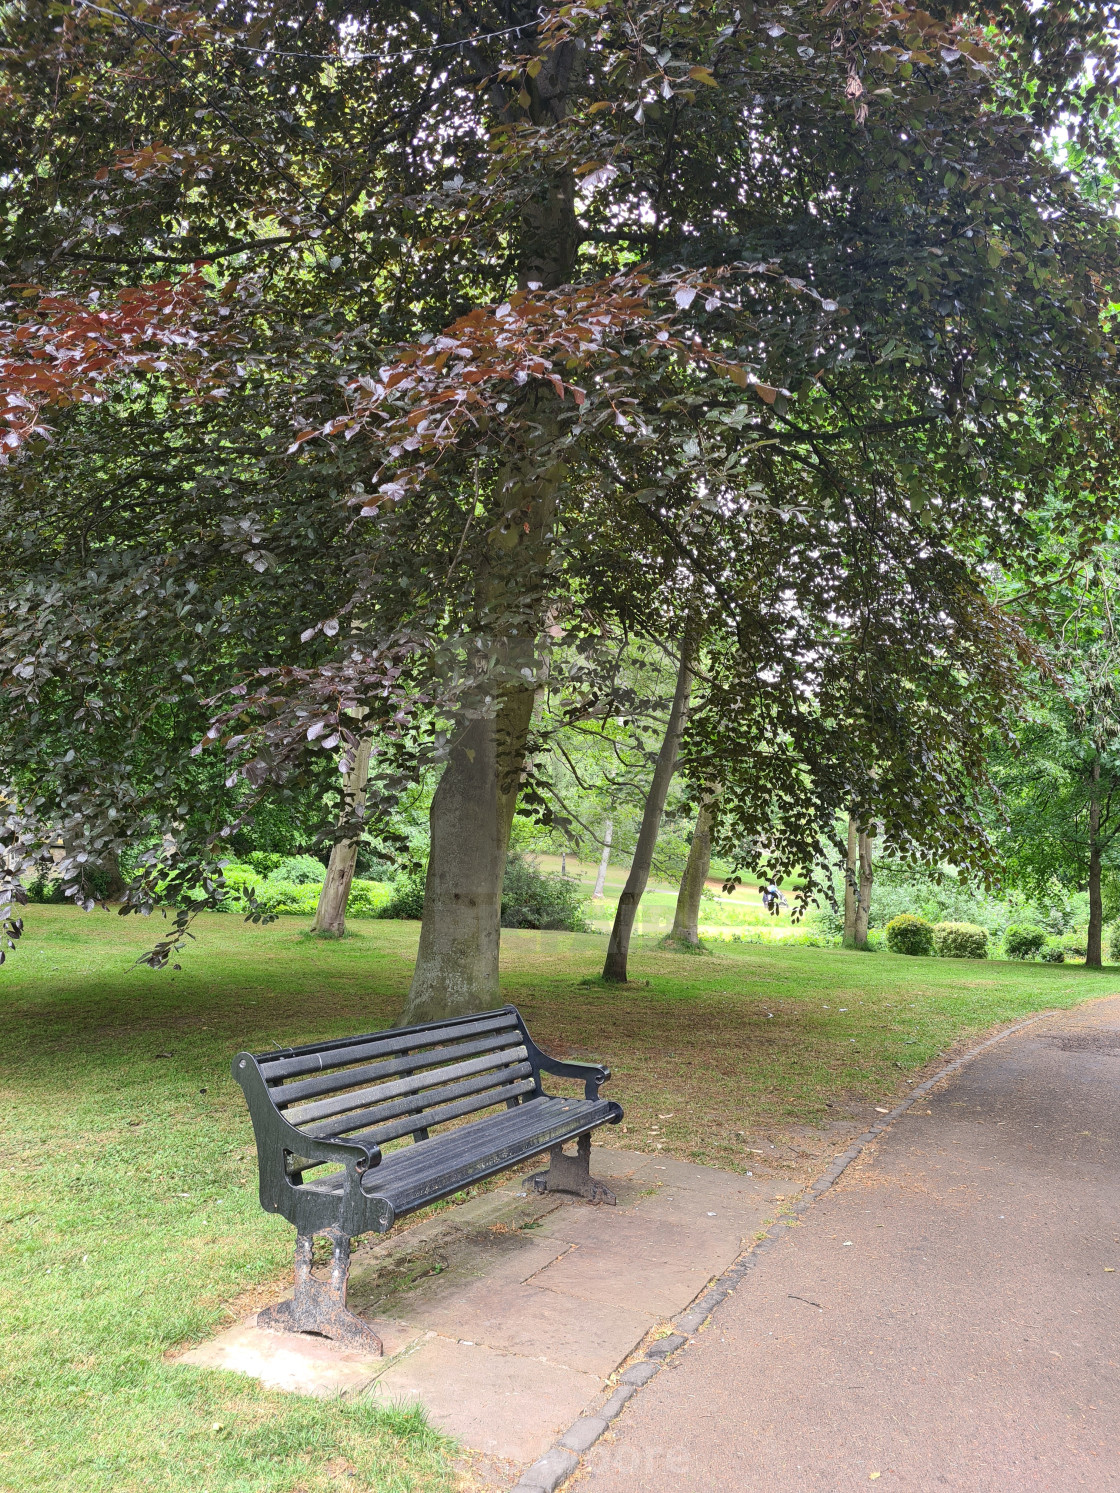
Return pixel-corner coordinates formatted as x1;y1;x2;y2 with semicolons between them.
257;1230;383;1356
530;1133;616;1205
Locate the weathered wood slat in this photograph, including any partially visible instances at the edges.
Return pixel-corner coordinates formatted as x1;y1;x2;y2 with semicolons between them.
302;1061;535;1140
275;1037;526;1113
257;1011;519;1082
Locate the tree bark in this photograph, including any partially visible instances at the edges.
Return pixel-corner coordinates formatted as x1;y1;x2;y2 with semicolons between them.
842;813;873;950
668;798;713;947
310;735;373;938
592;820;612;898
399;686;535;1024
1087;758;1103;968
602;634;694;982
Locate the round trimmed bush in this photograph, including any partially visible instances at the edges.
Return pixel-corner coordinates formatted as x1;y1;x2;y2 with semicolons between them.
1040;940;1065;964
933;922;988;959
1108;924;1120;963
1004;924;1046;961
886;914;934;956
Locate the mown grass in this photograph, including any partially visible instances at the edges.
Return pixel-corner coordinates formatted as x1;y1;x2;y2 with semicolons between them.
2;906;1117;1492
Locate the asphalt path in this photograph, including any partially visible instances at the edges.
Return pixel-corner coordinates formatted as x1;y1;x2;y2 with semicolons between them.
577;995;1120;1493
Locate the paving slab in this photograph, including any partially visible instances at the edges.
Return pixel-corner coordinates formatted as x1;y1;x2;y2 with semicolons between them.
531;1243;719;1318
366;1335;602;1463
398;1275;656;1377
578;997;1120;1493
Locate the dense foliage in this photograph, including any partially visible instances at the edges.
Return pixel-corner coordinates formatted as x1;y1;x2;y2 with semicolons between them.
932;921;988;959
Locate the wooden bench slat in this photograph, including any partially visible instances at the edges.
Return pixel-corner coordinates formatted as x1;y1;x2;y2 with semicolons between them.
276;1033;531;1116
300;1061;535;1140
257;1011;519;1082
280;1042;528;1123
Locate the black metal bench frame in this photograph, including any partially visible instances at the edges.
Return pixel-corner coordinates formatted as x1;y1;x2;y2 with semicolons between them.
233;1004;623;1355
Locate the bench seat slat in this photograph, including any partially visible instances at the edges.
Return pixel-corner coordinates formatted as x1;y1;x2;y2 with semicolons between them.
367;1095;605;1185
273;1035;525;1110
283;1044;528;1125
300;1061;535;1140
257;1011;519;1082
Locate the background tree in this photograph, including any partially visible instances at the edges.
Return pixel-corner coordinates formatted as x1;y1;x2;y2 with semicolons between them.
991;551;1120;967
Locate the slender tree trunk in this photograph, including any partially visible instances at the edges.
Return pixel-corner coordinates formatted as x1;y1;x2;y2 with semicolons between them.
668;798;714;947
603;634;695;982
592;821;612;898
310;736;374;938
842;813;873;950
98;846;127;904
1087;759;1103;968
399;687;535;1024
855;825;873;947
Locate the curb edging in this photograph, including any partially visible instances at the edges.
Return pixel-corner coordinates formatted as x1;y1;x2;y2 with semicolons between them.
507;1009;1059;1493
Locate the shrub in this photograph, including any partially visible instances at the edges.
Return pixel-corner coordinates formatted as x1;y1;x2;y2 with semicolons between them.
268;854;327;885
1110;924;1120;963
1004;924;1047;961
933;922;988;959
345;879;393;917
1040;940;1065;964
378;869;427;920
885;914;934;956
242;851;285;877
501;851;591;932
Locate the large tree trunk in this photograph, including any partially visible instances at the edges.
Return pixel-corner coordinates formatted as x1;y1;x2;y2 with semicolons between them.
592;820;612;899
310;736;374;937
399;687;535;1024
603;634;694;983
667;798;714;947
399;30;578;1024
1087;759;1103;969
842;813;873;950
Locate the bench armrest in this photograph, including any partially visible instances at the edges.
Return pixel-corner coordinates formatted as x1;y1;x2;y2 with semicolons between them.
526;1041;611;1100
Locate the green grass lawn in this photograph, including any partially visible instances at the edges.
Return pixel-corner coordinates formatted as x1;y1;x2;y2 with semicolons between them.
3;906;1118;1493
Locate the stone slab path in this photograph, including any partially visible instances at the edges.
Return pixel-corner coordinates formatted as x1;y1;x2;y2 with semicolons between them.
577;996;1120;1493
178;1146;795;1474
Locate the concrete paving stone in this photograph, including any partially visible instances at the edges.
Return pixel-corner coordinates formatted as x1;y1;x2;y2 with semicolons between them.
398;1276;655;1377
559;1414;609;1453
518;1446;580;1491
175;1316;418;1397
480;1237;575;1286
533;1207;730;1261
367;1337;600;1464
531;1242;718;1318
645;1332;687;1359
598;1383;637;1419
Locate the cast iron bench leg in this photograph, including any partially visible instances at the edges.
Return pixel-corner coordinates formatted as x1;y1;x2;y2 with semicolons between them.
530;1132;616;1204
257;1229;383;1355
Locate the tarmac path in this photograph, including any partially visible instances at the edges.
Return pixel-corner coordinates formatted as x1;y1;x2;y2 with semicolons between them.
576;995;1120;1493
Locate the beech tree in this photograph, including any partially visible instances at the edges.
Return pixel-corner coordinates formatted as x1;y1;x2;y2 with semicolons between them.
2;1;1120;1013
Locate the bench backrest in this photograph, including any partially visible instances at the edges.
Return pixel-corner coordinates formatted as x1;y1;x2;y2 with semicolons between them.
251;1007;539;1154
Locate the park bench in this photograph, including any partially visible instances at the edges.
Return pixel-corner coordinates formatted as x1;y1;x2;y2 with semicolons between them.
233;1004;623;1354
